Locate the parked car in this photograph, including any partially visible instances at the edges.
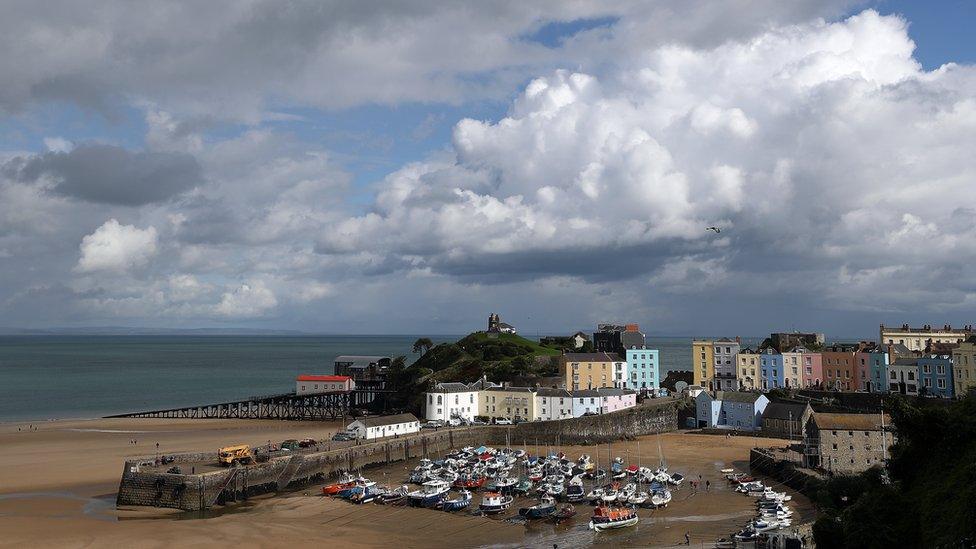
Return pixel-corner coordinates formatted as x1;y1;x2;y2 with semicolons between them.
447;418;463;427
280;439;301;451
298;438;317;447
470;419;487;426
331;432;355;441
494;418;512;425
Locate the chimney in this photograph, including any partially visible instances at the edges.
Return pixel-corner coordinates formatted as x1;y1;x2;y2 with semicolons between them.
735;336;741;344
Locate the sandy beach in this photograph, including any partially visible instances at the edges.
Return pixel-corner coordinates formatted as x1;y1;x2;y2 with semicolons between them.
0;419;812;548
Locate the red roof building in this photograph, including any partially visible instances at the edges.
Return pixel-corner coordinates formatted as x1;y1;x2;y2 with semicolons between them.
296;374;355;395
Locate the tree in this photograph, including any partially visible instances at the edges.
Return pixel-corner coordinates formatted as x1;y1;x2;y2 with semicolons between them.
412;337;434;354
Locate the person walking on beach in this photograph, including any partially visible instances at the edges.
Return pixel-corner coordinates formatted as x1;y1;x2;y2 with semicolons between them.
684;532;691;545
705;480;710;492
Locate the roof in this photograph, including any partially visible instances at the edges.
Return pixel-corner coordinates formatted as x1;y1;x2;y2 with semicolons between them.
571;388;635;397
432;382;475;393
485;386;535;393
468;378;501;390
536;388;571;397
561;352;623;362
893;357;919;366
762;402;811;421
296;375;351;382
571;331;590;339
709;391;764;404
334;355;390;364
355;413;419;428
810;412;889;432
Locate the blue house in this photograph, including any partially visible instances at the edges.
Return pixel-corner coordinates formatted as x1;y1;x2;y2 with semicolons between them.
760;349;784;390
918;355;954;398
695;391;770;431
625;348;660;392
866;349;889;393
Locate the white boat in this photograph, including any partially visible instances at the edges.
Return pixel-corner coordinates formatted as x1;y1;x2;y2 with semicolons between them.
650;489;672;508
627;491;648;506
545;482;565;497
585;487;604;502
601;488;618;503
479;492;514;514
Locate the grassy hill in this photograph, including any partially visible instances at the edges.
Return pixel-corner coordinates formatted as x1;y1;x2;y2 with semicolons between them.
382;331;563;415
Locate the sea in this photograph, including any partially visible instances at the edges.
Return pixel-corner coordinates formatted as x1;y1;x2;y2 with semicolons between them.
0;335;723;422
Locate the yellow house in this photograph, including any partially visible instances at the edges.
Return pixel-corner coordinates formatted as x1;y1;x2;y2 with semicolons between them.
951;337;976;397
737;350;760;390
560;352;620;391
480;387;536;421
693;340;714;389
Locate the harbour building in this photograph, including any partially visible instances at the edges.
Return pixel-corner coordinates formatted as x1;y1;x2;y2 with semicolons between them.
952;336;976;397
625;348;660;392
692;340;715;390
879;323;975;352
803;412;892;474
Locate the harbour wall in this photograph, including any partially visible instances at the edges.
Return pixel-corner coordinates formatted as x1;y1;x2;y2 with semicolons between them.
749;447;825;498
117;399;682;511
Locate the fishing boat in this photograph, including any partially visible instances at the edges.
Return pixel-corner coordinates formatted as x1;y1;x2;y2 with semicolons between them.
588;506;639;531
407;479;450;507
337;478;374;499
734;527;760;542
552;504;576;524
565;475;585;502
441;490;473;511
518;495;557;519
349;484;384;504
625;464;639;475
601;486;619;503
720;468;735;474
377;485;409;505
587;468;607;481
454;474;486;490
478;492;514;514
321;473;357;496
627;491;648;506
668;472;684;486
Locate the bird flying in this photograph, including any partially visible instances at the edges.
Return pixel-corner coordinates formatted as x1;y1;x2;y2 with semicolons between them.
706;226;721;233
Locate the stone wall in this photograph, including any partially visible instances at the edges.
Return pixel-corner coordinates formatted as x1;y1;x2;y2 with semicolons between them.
116;400;680;511
749;447;824;497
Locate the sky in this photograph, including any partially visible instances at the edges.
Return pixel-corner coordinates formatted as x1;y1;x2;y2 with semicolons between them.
1;0;975;339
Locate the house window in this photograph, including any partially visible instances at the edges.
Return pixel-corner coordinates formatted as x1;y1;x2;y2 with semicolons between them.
937;379;946;389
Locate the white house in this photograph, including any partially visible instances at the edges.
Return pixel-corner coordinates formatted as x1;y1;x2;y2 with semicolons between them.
694;391;769;431
612;358;628;389
346;413;420;440
425;382;479;422
597;388;638;413
686;385;706;398
295;374;355;395
535;388;573;421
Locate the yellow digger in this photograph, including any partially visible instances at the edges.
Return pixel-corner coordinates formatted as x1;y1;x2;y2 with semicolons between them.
217;445;253;466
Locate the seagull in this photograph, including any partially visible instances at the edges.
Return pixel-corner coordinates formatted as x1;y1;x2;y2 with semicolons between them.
706;226;721;234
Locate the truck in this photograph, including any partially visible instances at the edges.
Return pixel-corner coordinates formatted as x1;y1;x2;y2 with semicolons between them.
218;445;253;466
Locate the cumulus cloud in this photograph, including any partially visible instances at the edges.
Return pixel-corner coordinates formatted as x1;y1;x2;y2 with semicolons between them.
215;281;278;318
317;10;976;311
6;144;203;205
75;219;158;273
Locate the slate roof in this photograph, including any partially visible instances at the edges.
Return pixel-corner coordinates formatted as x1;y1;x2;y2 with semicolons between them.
708;391;764;404
810;412;889;432
561;352;623;362
485;386;535;393
536;388;572;397
357;413;419;428
432;382;475;393
762;402;811;421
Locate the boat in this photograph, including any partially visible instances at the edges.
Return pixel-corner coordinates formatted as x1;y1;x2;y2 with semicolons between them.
585;487;604;503
518;495;557;519
552;504;577;524
720;468;735;474
545;481;565;497
454;475;486;490
407;479;451;507
321;473;357;496
734;528;760;542
627;491;648;506
377;485;408;505
601;485;619;503
495;476;518;494
668;472;684;486
650;489;672;508
625;465;639;475
337;478;374;499
514;478;534;495
349;484;384;504
587;468;607;481
442;490;473;511
565;476;585;502
588;506;639;531
478;492;514;514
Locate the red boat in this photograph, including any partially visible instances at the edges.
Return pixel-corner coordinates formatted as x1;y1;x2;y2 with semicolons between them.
454;476;486;489
625;465;639;475
322;474;357;496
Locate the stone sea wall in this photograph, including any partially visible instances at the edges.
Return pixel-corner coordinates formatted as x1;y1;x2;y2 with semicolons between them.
117;399;682;511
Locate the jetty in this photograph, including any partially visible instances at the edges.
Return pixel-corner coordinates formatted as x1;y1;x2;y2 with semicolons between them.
106;383;390;421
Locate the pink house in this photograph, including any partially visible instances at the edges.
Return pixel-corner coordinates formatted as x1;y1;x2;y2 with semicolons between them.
793;347;823;388
599;388;637;413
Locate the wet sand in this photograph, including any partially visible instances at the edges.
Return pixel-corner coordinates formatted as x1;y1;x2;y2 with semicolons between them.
0;419;812;548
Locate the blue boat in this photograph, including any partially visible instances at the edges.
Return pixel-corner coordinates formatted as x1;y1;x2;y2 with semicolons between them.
407;479;451;507
441;490;472;511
